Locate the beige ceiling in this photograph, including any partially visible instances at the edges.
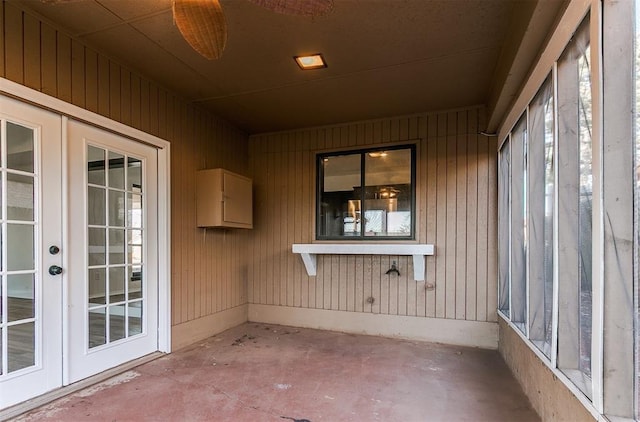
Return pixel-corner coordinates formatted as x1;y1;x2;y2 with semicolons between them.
17;0;566;135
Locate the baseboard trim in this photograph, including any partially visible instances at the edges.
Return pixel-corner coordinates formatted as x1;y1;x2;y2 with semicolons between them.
248;304;498;349
171;304;249;351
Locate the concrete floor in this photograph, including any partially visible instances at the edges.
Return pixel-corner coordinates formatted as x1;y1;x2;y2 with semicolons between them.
14;323;539;422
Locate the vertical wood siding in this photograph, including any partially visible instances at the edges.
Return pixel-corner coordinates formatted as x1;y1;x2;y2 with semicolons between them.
248;107;498;322
0;2;250;327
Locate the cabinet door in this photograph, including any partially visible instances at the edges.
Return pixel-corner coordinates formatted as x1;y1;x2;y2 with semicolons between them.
223;172;252;227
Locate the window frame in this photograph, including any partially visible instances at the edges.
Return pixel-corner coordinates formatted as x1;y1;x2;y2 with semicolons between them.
315;144;417;241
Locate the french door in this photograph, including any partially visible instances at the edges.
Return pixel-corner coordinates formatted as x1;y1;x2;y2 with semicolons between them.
0;96;63;408
66;121;158;384
0;98;159;408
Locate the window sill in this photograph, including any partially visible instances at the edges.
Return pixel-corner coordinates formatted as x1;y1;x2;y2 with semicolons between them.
291;243;434;281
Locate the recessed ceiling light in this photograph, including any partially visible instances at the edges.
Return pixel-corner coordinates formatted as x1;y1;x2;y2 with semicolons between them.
294;54;327;70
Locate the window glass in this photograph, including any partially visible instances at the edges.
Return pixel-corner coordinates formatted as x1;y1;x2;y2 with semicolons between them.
364;149;412;237
317;146;414;240
318;153;361;238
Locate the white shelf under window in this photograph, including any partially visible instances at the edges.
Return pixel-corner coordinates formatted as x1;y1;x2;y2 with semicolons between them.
291;243;435;281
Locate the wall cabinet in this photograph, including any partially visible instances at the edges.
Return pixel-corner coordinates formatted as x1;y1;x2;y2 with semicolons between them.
196;168;253;229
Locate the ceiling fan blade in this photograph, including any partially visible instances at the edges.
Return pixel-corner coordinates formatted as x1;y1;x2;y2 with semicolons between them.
249;0;334;17
173;0;227;60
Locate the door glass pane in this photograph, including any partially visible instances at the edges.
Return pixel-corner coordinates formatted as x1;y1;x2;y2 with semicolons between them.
7;224;34;271
128;194;142;228
6;122;34;173
109;266;125;303
128;301;142;336
88;309;106;348
108;228;125;265
109;305;126;342
88;228;106;266
364;148;412;237
89;268;106;306
8;323;35;372
7;274;34;322
7;173;34;221
128;230;142;265
128;266;142;300
127;157;142;193
88;187;106;226
109;190;125;227
108;151;125;190
88;146;106;186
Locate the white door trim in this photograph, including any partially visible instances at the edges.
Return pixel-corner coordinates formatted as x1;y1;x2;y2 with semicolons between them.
0;77;171;355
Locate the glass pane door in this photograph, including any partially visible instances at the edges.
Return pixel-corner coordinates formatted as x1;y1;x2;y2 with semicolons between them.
66;119;157;385
0;96;63;409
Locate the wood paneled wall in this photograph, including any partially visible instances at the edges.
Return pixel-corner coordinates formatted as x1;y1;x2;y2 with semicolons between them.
0;2;250;328
248;107;498;322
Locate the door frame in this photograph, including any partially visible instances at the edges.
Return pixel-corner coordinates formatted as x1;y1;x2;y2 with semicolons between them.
0;78;172;369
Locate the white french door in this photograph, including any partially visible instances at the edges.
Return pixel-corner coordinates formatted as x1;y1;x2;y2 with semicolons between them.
0;97;160;409
66;120;158;384
0;96;63;408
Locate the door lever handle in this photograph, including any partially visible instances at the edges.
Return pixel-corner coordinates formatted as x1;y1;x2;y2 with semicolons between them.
49;265;63;276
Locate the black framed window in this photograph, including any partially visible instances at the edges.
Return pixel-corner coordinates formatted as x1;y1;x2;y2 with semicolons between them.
316;145;415;240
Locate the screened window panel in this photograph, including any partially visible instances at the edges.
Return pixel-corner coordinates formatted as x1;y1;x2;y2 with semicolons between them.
556;15;593;397
528;76;555;357
635;0;640;416
510;115;527;333
498;141;511;316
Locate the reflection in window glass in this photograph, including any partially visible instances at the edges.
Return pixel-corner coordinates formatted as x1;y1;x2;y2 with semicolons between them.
318;154;360;238
6;122;34;173
364;149;412;237
317;146;414;239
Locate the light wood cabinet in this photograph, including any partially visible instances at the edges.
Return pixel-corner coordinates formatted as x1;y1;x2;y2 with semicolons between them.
196;168;253;229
